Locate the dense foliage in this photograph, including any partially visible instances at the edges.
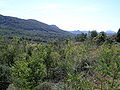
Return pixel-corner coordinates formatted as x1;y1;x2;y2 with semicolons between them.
0;31;120;90
0;14;120;90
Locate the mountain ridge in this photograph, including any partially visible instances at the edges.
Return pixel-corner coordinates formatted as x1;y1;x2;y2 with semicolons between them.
0;14;73;42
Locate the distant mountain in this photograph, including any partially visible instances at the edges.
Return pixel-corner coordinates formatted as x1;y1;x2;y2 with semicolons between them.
69;30;116;34
0;14;74;42
69;30;88;34
105;30;116;34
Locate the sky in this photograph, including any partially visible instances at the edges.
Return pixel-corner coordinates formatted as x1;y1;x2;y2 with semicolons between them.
0;0;120;32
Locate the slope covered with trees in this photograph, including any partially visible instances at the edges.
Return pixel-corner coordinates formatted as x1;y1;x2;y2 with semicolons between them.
0;14;74;42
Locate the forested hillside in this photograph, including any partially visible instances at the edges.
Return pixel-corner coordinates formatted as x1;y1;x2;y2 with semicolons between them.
0;14;74;42
0;29;120;90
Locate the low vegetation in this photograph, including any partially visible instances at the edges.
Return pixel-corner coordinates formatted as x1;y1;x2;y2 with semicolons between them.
0;29;120;90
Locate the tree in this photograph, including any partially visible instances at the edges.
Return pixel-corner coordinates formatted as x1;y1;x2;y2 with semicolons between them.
0;65;11;90
116;28;120;42
94;31;106;45
11;44;47;89
88;30;98;39
75;33;87;42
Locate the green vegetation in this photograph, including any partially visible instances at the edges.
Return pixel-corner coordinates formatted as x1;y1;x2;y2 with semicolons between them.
116;28;120;42
0;29;120;90
0;14;120;90
75;33;87;42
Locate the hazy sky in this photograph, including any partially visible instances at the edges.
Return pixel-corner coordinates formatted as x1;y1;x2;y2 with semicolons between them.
0;0;120;31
